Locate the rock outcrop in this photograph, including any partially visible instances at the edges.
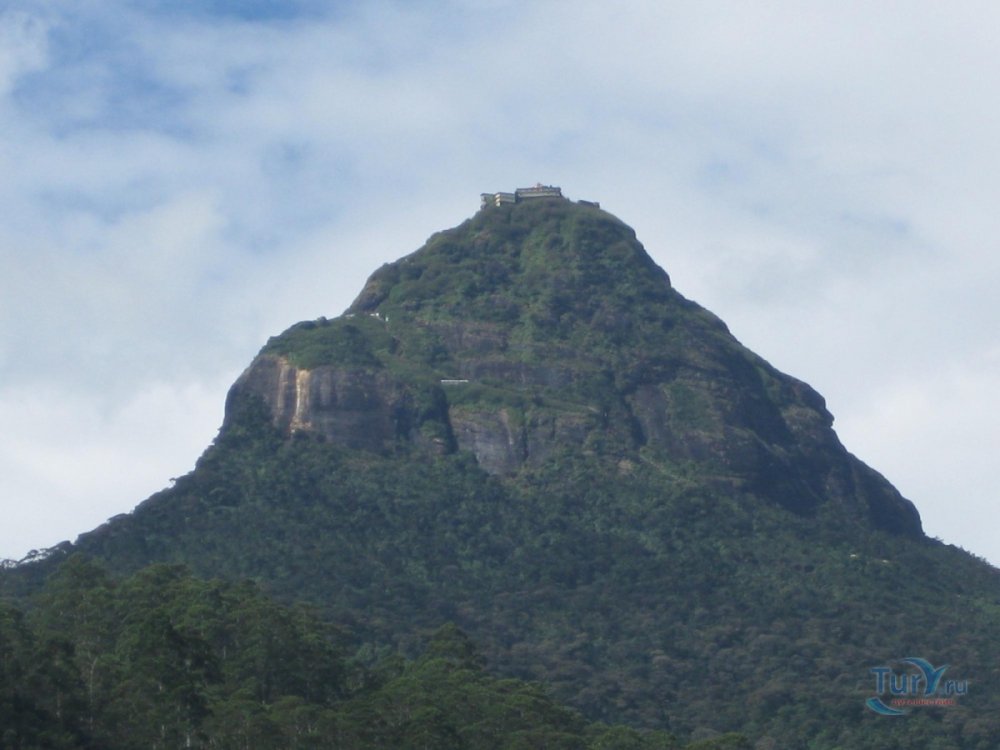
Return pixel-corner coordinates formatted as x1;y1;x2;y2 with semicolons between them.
233;354;417;453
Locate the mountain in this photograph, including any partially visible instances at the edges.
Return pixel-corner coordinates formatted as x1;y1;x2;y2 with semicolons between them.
235;194;919;535
5;192;1000;748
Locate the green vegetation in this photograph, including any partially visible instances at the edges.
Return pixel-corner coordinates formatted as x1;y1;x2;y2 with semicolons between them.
1;557;740;749
262;316;392;370
348;200;686;368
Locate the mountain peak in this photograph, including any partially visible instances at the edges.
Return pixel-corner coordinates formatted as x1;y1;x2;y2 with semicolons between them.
235;200;922;538
349;193;671;328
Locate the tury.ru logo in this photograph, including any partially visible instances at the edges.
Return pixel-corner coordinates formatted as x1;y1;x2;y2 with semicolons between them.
866;657;969;716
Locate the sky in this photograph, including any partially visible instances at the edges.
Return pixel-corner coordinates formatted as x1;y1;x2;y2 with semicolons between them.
1;1;998;566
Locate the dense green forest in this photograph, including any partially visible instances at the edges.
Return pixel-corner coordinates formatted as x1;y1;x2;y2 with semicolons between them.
1;557;748;749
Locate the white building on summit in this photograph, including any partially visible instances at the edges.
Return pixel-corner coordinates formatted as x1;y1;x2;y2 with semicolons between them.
480;184;563;208
514;184;563;200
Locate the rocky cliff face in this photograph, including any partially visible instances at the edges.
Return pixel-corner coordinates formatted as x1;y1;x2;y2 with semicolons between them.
231;348;594;475
233;354;417;453
229;196;922;537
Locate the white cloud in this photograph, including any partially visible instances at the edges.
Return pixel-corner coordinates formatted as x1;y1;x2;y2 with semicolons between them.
0;10;48;97
837;351;1000;561
0;378;226;558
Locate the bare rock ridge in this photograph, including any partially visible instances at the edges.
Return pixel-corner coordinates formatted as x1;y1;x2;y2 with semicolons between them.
229;194;922;537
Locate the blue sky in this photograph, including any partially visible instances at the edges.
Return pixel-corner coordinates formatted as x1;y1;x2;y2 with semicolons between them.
2;1;999;566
